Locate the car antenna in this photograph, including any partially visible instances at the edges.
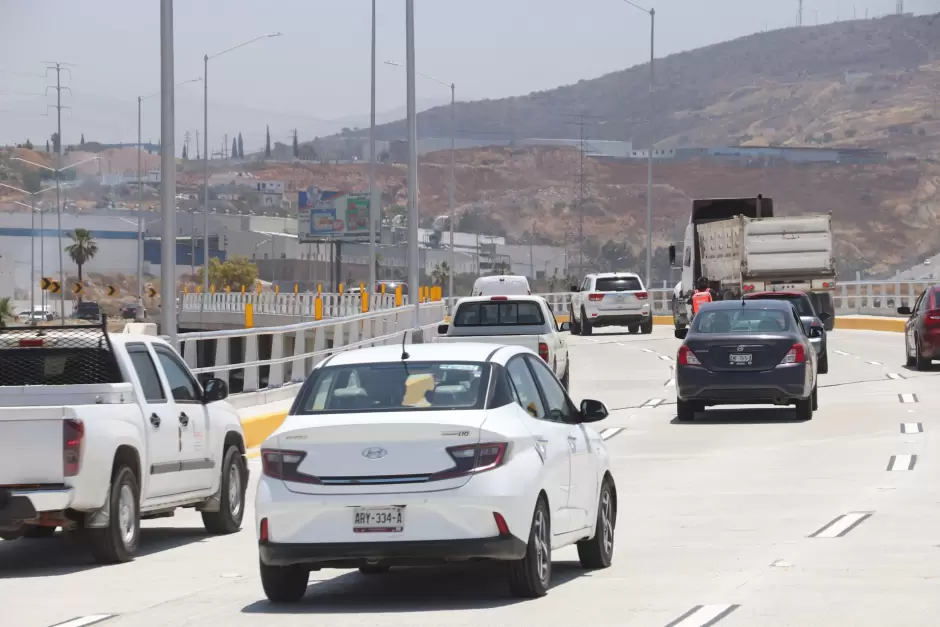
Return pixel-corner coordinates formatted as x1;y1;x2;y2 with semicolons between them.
400;331;410;360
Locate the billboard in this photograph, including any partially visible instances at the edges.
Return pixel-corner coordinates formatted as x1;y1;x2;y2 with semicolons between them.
298;188;371;242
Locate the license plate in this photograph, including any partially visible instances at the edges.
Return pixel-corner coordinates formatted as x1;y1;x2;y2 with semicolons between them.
353;506;404;533
730;353;752;365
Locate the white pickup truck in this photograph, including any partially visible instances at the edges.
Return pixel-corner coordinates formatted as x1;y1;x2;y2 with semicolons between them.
0;320;248;564
433;295;571;388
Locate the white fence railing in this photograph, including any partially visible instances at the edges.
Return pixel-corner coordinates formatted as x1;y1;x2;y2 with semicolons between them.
175;301;447;394
180;291;403;318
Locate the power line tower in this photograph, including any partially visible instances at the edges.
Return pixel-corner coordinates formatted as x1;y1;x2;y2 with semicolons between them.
563;113;601;277
183;130;191;159
43;61;73;320
896;1;904;15
195;130;200;160
797;0;803;26
291;128;299;159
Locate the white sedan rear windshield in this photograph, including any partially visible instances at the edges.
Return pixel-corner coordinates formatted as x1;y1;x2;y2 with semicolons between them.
453;301;545;326
295;362;489;414
595;277;642;291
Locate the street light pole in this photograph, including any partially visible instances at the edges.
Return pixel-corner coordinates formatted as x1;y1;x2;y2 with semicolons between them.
646;8;655;289
159;0;178;344
368;0;378;298
405;0;420;331
448;82;455;304
201;33;282;302
54;69;64;320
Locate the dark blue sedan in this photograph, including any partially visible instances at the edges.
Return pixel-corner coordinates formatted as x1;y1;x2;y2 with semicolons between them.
674;299;818;422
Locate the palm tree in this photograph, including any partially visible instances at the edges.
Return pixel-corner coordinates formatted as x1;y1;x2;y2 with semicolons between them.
65;229;99;302
0;297;14;328
431;262;450;286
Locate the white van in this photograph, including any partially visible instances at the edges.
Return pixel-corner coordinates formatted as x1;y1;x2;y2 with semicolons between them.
470;275;531;297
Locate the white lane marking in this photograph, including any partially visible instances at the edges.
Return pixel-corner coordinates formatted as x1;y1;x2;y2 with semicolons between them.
901;423;923;434
664;604;740;627
886;372;905;380
867;360;882;365
600;427;624;440
642;398;665;408
659;355;673;362
809;512;873;538
899;393;918;403
616;342;626;346
887;454;917;471
664;378;675;387
642;348;656;353
833;350;851;356
50;617;116;627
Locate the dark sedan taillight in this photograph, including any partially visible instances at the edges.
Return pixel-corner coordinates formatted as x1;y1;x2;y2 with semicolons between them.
677;345;700;365
780;343;806;365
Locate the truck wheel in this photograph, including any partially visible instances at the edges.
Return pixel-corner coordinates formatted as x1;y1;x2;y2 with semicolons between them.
203;445;247;535
86;465;140;564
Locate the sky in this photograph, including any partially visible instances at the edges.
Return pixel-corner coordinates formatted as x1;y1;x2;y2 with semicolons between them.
1;0;937;154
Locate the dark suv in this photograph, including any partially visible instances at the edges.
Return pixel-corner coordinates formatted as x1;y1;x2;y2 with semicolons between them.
74;301;102;321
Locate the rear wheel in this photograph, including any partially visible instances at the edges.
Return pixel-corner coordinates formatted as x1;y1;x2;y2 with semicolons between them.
676;399;696;422
906;335;916;367
507;497;551;598
569;308;581;335
581;310;593;336
641;318;654;334
628;325;639;334
818;351;829;374
260;560;309;603
915;335;932;371
86;465;140;564
811;385;818;411
795;391;814;421
577;478;615;569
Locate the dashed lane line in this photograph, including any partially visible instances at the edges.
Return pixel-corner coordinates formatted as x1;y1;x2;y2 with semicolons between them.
899;393;918;403
886;372;905;380
901;423;924;434
642;348;656;353
809;512;874;538
642;398;665;408
664;605;740;627
833;350;851;356
887;454;917;471
50;617;116;627
600;427;624;440
659;354;673;362
664;378;675;387
867;360;883;365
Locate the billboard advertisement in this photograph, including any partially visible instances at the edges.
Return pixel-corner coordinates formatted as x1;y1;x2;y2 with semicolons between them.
298;187;371;242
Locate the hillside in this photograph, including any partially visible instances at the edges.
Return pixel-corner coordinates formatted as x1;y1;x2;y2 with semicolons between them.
239;146;940;278
368;15;940;155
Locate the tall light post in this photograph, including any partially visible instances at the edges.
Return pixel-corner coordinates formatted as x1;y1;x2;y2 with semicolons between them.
2;196;46;321
159;0;178;343
620;0;655;287
368;0;378;299
202;33;283;301
138;77;201;312
384;60;457;305
404;0;420;331
12;156;99;319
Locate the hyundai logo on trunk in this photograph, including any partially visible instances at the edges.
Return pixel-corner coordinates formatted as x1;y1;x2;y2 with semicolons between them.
362;447;387;459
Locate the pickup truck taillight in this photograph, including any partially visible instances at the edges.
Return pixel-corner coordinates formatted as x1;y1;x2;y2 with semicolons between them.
63;419;84;477
588;293;604;302
635;291;648;300
538;342;550;362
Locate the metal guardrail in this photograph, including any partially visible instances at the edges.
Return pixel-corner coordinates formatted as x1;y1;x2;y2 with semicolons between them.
175;301;446;394
180;291;402;318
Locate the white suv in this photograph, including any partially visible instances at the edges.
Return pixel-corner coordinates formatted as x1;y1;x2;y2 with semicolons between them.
569;272;653;335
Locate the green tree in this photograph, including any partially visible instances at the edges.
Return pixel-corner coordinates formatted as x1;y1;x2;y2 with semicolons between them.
237;132;244;158
264;125;271;158
232;137;238;160
65;229;99;302
45;139;50;153
292;133;299;158
431;261;451;286
50;132;60;153
197;256;259;291
0;297;14;328
182;144;188;160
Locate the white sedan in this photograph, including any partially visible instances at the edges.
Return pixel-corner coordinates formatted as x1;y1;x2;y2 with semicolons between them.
255;342;617;602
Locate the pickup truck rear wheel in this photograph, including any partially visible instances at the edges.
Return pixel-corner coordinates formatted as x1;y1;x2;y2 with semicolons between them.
203;445;247;535
86;465;140;564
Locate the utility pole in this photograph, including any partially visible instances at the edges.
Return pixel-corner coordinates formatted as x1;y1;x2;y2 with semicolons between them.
159;0;178;344
797;0;803;26
184;130;191;160
44;61;72;321
564;113;599;278
195;130;200;160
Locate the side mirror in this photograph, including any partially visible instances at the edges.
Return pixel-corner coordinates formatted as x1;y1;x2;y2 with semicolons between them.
559;321;571;332
437;324;449;334
668;244;676;266
203;377;228;403
570;285;579;293
897;306;911;316
579;399;609;423
674;328;688;340
817;312;831;323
